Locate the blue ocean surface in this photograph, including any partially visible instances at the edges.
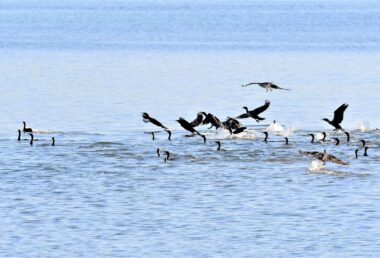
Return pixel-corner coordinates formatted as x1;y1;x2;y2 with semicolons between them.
1;1;380;257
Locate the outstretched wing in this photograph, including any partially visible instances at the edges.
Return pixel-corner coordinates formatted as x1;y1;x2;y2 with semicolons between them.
190;113;204;127
236;113;250;119
299;150;324;161
327;154;349;165
242;82;259;87
252;100;270;115
332;104;348;124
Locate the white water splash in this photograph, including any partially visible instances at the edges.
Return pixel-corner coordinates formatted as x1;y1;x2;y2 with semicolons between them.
308;160;325;172
356;121;370;132
266;121;295;137
205;128;257;140
266;121;284;134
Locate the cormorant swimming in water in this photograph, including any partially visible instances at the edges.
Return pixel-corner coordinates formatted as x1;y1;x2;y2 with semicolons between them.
156;148;160;157
345;132;350;142
22;121;33;133
333;137;340;146
263;132;268;143
18;129;21;141
364;147;369;156
360;140;366;147
322;104;348;130
215;141;224;151
308;134;315;143
144;131;161;140
355;149;359;159
236;100;270;122
321;132;327;142
52;137;55;146
28;133;34;146
166;130;172;141
190;112;205;127
285;137;289;145
299;150;349;165
242;82;290;91
142;113;168;130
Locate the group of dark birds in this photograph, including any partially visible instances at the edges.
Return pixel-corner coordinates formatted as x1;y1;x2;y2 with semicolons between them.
143;82;373;167
17;82;373;169
17;121;55;146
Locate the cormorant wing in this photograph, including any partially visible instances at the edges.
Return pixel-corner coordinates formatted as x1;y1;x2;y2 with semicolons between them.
332;104;348;124
242;82;258;87
252;100;270;115
236;113;250;119
327;154;349;165
190;113;204;127
299;150;324;161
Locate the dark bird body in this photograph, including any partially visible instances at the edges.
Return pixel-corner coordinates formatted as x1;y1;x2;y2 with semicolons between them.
202;113;223;129
190;112;205;127
22;121;33;133
142;113;168;130
322;104;348;130
222;117;243;131
263;132;268;143
29;133;34;146
236;100;270;122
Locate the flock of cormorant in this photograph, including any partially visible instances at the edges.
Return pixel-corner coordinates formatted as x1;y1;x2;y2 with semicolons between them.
17;82;373;169
142;82;372;166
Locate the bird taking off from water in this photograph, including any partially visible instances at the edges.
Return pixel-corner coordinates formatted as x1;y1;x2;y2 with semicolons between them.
142;113;168;130
299;150;349;165
242;82;290;92
322;104;348;130
236;100;270;122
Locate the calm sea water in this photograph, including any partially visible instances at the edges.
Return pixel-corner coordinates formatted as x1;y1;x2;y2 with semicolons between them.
1;1;380;257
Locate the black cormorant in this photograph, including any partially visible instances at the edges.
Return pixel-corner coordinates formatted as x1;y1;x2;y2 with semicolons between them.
322;104;348;130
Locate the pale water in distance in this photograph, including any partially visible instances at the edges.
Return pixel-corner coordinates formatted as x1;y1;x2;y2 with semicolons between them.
1;1;380;257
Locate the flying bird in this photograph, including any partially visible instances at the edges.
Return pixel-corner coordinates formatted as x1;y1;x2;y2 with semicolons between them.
236;100;270;122
242;82;290;91
322;104;348;130
190;112;205;127
202;113;223;129
299;150;349;165
142;113;168;130
176;117;207;143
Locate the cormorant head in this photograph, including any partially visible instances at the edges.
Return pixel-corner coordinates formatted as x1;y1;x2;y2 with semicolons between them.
142;113;149;119
201;135;207;143
360;140;366;146
165;151;170;160
242;106;249;112
322;118;330;123
156;148;160;157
